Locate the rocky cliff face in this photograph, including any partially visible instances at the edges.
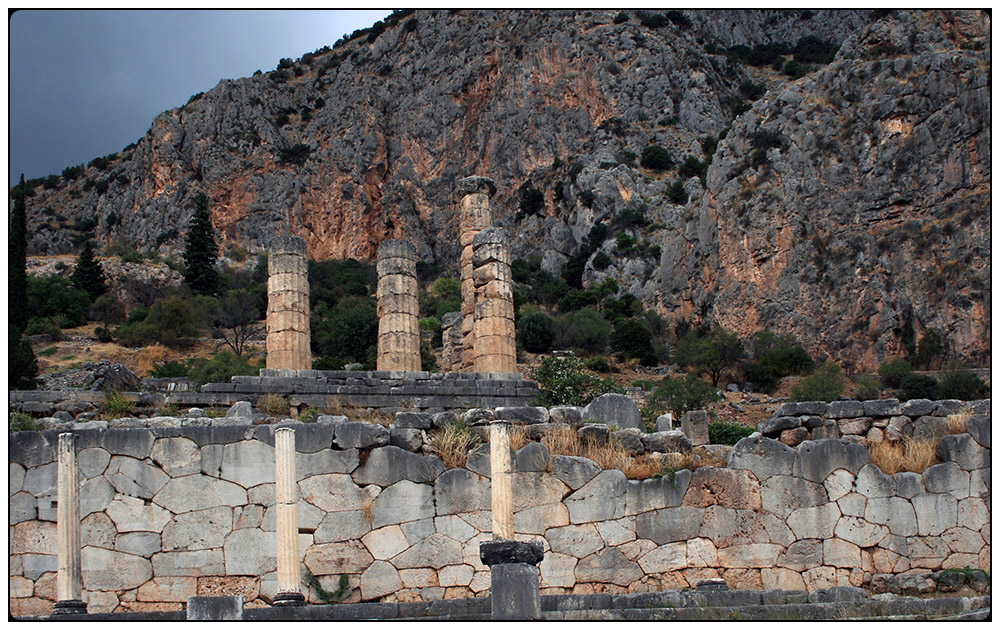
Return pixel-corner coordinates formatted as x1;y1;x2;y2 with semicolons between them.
19;9;990;369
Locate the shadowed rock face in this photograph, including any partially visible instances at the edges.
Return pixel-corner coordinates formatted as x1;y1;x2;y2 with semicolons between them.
22;9;989;370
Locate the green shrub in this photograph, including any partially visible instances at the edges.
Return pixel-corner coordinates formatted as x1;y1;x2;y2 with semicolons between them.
94;326;113;343
311;296;378;370
853;373;882;400
420;316;442;348
26;317;63;340
677;156;705;180
666;180;688;204
9;412;38;432
708;421;755;445
517;182;545;216
562;308;611;355
187;350;261;385
615;231;636;252
299;406;321;423
613;11;629;24
640;145;673;171
878;358;912;388
938;370;988;401
899;374;939;401
529;355;624;406
10;326;39;390
742;361;779;394
584;356;613;373
610;319;654;362
102;390;134;419
665;10;692;29
150;360;189;378
115;294;212;348
592;251;612;271
27;275;91;328
790;362;846;402
637;11;667;28
517;309;556;353
914;328;945;369
420;342;437;372
646;373;720;417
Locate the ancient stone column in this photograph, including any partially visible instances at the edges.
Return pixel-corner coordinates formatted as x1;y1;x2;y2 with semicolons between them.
472;228;517;374
53;433;86;615
440;312;463;372
489;422;514;540
267;236;311;370
458;176;495;371
273;428;304;606
376;239;421;372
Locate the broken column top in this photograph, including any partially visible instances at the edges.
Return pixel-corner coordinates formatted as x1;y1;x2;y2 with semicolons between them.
377;239;418;261
457;176;497;197
472;227;509;248
269;235;307;255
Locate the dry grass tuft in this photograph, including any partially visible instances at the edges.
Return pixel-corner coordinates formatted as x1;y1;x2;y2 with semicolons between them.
428;422;483;469
869;437;939;474
541;424;580;456
508;425;529;451
946;412;970;435
258;393;290;416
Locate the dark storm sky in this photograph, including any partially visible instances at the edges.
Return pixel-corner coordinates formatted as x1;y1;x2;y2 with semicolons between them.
9;9;392;187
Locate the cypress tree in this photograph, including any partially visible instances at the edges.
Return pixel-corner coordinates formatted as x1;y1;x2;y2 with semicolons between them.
183;192;219;295
10;174;28;330
70;240;108;300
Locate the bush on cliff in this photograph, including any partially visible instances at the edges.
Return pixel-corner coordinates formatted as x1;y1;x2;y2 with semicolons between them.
645;372;720;419
789;361;846;402
529;355;623;406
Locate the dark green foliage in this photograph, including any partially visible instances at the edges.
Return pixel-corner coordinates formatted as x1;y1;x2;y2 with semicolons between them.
782;59;807;78
419;276;461;320
742;361;780;394
529;355;624;406
640;145;673;171
613;11;629;24
115;294;214;348
70;241;108;300
420;341;437;372
27;275;90;328
914;328;945;369
9;411;39;432
26;317;63;339
10;326;39;389
676;327;744;386
93;326;113;343
749;330;813;378
677;156;705;180
182;193;220;296
664;10;691;29
615;231;636;252
215;289;260;356
667;180;689;205
739;80;765;101
708;421;755;445
561;308;611;355
88;293;126;328
278;144;312;166
517;309;556;353
702;135;719;159
150;360;190;378
938;370;988;401
10;175;28;330
311;296;377;370
277;57;294;69
187;350;261;385
790;362;847;402
648;373;720;417
309;259;375;308
88;156;110;171
637;11;668;28
853;373;882;400
517;182;545;216
792;35;838;64
878;359;913;388
899;374;939;401
62;165;84;180
563;223;608;289
592;251;612;271
611;318;654;363
584;356;612;373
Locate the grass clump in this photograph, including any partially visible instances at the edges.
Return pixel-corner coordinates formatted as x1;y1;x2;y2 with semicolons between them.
428;421;483;469
101;389;134;419
258;393;290;416
708;421;755;445
868;437;938;474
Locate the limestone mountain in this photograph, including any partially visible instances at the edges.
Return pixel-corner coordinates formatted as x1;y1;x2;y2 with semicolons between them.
18;9;990;370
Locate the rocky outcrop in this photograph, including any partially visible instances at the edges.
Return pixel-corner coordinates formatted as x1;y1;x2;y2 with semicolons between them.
17;10;990;370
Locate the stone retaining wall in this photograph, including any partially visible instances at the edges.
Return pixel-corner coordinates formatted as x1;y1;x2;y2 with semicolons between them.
9;403;990;616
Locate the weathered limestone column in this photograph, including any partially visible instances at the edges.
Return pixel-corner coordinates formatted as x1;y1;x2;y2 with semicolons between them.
440;312;463;372
472;228;517;373
53;433;86;615
489;422;514;540
273;428;304;606
480;420;543;620
458;176;495;371
267;235;311;370
376;239;421;372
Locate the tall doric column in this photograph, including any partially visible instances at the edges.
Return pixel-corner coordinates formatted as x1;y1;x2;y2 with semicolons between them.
472;228;517;374
273;428;304;606
53;433;86;615
458;176;495;371
266;236;311;370
376;239;421;372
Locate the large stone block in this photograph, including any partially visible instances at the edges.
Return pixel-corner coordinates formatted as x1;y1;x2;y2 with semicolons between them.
102;428;156;459
565;470;627;523
863;399;901;417
107;495;173;533
641;430;692;453
371;480;434;529
637;541;687;573
936;433;989;471
855;463;895;498
760;475;828;519
786;502;841;539
697;506;770;547
392;533;464;569
834;515;888;547
151;437;201;477
352;445;444;487
313;510;372;544
434;468;490;515
303;540;374;576
759;416;801;436
115;531;162;556
495;406;549;425
826;401;864;419
624;469;691;515
727;434;795;480
865;497;917;537
899;399;935;417
153;475;248;514
80;475;116;517
922;461;970;498
162;506;233;551
335;422;390;449
223;528;276;576
683;467;761;509
581;394;644;431
82;546;153;590
361;560;404;601
792;439;870;483
635;506;704;544
574;547;642;587
104;455;170;499
547;524;604;558
911;493;958;536
777;539;823;571
550;455;600;491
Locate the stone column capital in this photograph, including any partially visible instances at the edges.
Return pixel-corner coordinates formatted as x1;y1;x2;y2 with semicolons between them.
269;235;307;255
457;176;497;197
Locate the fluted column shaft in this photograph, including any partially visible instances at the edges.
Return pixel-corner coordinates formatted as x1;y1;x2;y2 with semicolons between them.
54;433;85;614
273;428;304;606
489;422;514;540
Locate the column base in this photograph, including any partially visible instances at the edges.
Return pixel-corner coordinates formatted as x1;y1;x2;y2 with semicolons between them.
272;592;306;607
52;600;87;615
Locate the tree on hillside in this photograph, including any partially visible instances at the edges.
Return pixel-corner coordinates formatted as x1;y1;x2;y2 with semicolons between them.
215;289;259;356
10;174;28;330
183;192;219;296
10;325;38;390
70;240;108;300
678;327;744;386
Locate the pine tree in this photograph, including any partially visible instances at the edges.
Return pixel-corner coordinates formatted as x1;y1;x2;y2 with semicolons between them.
183;192;219;295
10;174;28;330
70;240;108;300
